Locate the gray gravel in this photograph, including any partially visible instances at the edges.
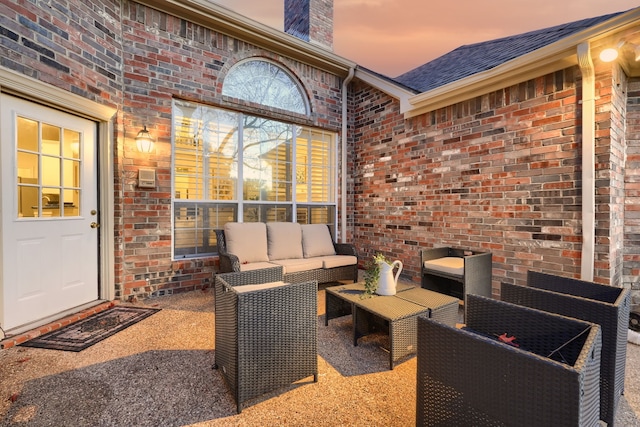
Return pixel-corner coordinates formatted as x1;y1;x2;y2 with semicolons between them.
0;287;639;426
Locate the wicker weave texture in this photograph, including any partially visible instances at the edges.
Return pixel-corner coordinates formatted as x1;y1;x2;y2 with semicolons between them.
395;287;459;327
416;295;602;427
215;227;358;284
353;296;429;369
420;247;492;311
500;271;631;426
214;268;318;413
326;284;459;370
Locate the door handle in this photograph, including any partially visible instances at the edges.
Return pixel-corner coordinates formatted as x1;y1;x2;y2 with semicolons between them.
90;222;100;229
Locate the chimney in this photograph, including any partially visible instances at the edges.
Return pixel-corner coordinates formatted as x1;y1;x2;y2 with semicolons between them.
284;0;333;50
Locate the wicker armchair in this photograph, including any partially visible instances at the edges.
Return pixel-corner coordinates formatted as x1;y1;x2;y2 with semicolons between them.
420;247;492;318
214;267;318;413
416;294;602;427
501;271;631;426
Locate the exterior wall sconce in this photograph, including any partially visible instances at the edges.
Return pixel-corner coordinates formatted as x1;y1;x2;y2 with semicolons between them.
599;40;629;63
599;47;619;62
136;125;155;153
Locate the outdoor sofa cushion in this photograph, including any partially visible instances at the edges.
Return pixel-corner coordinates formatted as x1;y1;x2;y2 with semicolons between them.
224;222;269;264
267;222;304;260
301;224;336;258
319;255;358;269
270;258;324;274
238;261;279;272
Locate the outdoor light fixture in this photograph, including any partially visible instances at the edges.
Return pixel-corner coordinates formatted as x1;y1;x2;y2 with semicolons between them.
599;47;619;62
136;125;155;153
599;40;626;63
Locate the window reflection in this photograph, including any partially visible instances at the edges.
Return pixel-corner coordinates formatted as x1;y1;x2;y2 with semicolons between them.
222;59;308;115
172;98;336;259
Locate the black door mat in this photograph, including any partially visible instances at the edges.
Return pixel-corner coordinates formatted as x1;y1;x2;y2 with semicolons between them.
20;306;160;352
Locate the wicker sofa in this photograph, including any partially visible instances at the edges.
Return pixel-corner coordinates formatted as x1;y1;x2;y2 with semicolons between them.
215;222;358;285
501;271;631;426
416;294;602;427
213;267;318;413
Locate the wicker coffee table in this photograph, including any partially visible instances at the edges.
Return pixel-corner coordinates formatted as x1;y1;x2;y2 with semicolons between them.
325;283;459;369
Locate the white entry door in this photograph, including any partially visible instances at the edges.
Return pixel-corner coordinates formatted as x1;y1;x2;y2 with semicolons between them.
1;94;99;331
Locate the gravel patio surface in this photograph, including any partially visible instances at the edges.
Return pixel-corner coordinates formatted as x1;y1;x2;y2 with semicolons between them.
1;284;639;426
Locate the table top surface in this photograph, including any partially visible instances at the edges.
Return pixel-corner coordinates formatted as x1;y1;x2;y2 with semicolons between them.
326;282;459;315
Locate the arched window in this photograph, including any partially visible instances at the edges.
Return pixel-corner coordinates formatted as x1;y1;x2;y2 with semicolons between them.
222;59;309;115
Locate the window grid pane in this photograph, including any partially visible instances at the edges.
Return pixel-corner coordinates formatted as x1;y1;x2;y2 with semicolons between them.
17;117;81;218
172;101;336;258
221;59;308;115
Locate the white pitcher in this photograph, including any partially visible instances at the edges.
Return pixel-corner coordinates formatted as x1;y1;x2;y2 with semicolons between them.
376;260;403;296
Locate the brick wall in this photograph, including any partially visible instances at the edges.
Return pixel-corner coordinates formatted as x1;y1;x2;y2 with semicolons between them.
1;0;346;301
625;77;640;302
0;0;122;109
351;66;625;294
2;0;635;304
116;2;344;300
285;0;333;49
603;64;628;287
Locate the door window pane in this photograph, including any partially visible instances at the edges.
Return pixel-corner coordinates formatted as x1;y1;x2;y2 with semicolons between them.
16;116;81;218
17;117;38;152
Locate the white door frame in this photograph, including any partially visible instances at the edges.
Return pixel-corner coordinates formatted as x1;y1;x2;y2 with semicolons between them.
0;67;116;331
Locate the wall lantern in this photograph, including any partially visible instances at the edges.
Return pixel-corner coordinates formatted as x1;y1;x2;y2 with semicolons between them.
136;125;155;153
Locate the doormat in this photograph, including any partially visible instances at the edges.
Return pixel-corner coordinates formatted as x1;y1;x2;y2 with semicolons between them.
20;306;160;352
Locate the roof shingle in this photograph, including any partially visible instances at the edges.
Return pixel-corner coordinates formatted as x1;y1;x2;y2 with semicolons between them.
393;12;625;93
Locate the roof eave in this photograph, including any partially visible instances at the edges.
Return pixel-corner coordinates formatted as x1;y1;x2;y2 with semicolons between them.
134;0;357;75
404;7;640;119
404;49;576;119
354;69;416;113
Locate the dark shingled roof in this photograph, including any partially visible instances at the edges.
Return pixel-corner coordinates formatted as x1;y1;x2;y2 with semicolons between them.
393;12;625;93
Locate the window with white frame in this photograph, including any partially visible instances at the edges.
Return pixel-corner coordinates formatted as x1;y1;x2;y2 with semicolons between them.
171;61;336;259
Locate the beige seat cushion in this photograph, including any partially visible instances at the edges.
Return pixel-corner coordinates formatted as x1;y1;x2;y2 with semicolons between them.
301;224;336;258
267;222;304;260
238;261;280;272
315;255;358;269
224;222;269;264
270;258;324;274
423;257;464;276
233;281;287;293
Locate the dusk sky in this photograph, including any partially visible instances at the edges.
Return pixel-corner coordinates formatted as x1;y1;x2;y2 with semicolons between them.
212;0;637;77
